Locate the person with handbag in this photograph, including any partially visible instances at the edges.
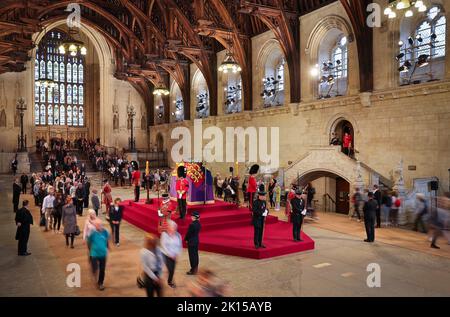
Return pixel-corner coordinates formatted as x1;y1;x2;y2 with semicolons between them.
62;196;78;249
139;233;164;297
88;219;110;291
110;198;123;247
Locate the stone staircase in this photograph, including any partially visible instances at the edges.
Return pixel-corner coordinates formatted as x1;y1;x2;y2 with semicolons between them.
284;146;393;190
29;151;44;173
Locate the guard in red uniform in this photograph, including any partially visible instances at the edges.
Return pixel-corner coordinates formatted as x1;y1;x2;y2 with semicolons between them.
102;179;112;216
176;166;189;219
158;193;173;233
247;164;259;211
131;162;141;202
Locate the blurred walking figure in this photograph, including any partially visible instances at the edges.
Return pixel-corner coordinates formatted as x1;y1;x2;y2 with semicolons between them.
160;220;182;288
351;188;363;222
429;207;443;249
413;193;428;233
83;209;97;244
140;234;164;297
188;269;227;297
91;189;100;216
62;196;77;248
88;219;110;291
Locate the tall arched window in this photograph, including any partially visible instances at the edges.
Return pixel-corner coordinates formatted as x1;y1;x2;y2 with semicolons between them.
35;30;85;127
276;60;285;92
317;33;348;98
399;6;446;84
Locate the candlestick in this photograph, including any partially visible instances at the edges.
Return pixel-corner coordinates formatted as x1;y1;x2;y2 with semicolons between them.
146;161;149;175
235;161;239;178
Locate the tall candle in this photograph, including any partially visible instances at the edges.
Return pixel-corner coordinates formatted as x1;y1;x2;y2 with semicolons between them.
146;161;149;175
235;161;239;177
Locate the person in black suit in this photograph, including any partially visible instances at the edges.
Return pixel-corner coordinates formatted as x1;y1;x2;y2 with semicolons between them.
290;189;307;242
13;178;22;213
15;200;33;256
363;192;378;243
110;198;123;246
252;190;269;249
20;173;28;194
185;211;201;275
372;185;382;228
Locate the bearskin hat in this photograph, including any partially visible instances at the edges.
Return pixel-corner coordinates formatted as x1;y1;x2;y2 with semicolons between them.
131;161;139;171
177;165;187;178
249;164;259;175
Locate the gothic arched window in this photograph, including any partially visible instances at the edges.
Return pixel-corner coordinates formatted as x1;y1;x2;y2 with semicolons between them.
34;30;85;127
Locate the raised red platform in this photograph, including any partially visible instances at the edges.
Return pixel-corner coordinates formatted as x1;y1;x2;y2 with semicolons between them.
121;199;315;259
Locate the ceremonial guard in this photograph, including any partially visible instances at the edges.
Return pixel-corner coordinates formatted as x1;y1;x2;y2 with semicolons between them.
15;200;33;256
185;211;201;275
131;161;141;202
290;189;307;242
102;179;112;216
247;164;259;211
158;193;173;233
176;166;189;220
252;189;269;249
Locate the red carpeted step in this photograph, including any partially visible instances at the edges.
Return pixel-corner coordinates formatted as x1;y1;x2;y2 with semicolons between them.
122;199;315;259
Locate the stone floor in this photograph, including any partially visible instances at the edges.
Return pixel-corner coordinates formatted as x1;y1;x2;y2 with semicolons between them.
1;173;450;297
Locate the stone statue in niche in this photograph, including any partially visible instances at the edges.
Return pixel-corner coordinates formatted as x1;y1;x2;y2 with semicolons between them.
0;109;6;127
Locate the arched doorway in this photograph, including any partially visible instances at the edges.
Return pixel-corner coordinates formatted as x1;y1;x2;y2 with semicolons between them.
334;120;354;157
292;170;350;215
156;133;164;152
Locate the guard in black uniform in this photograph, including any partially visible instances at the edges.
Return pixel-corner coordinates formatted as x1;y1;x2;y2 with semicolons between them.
252;190;268;249
13;178;21;213
15;200;33;256
290;189;307;242
185;211;201;275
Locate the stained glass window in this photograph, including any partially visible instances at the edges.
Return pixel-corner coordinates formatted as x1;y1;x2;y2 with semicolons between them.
79;85;83;104
72;106;78;126
79;106;84;126
35;30;85;126
59;63;65;82
67;106;72;126
47;105;53;125
79;65;84;83
40;104;46;125
276;60;285;91
415;7;446;60
47;61;53;80
54;105;59;125
73;64;78;84
60;84;65;104
60;105;65;125
67;84;72;104
35;105;39;125
53;61;59;82
67;63;72;83
73;85;78;104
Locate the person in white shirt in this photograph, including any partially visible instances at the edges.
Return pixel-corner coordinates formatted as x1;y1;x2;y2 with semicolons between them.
41;187;55;232
140;234;164;297
160;221;182;288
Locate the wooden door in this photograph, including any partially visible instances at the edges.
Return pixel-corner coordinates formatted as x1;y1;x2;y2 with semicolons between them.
336;177;350;214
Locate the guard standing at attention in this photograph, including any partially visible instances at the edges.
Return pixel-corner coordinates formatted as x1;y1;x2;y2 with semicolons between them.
363;192;378;243
176;166;189;220
247;164;259;211
290;189;307;242
185;211;201;275
131;161;141;202
252;189;268;249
